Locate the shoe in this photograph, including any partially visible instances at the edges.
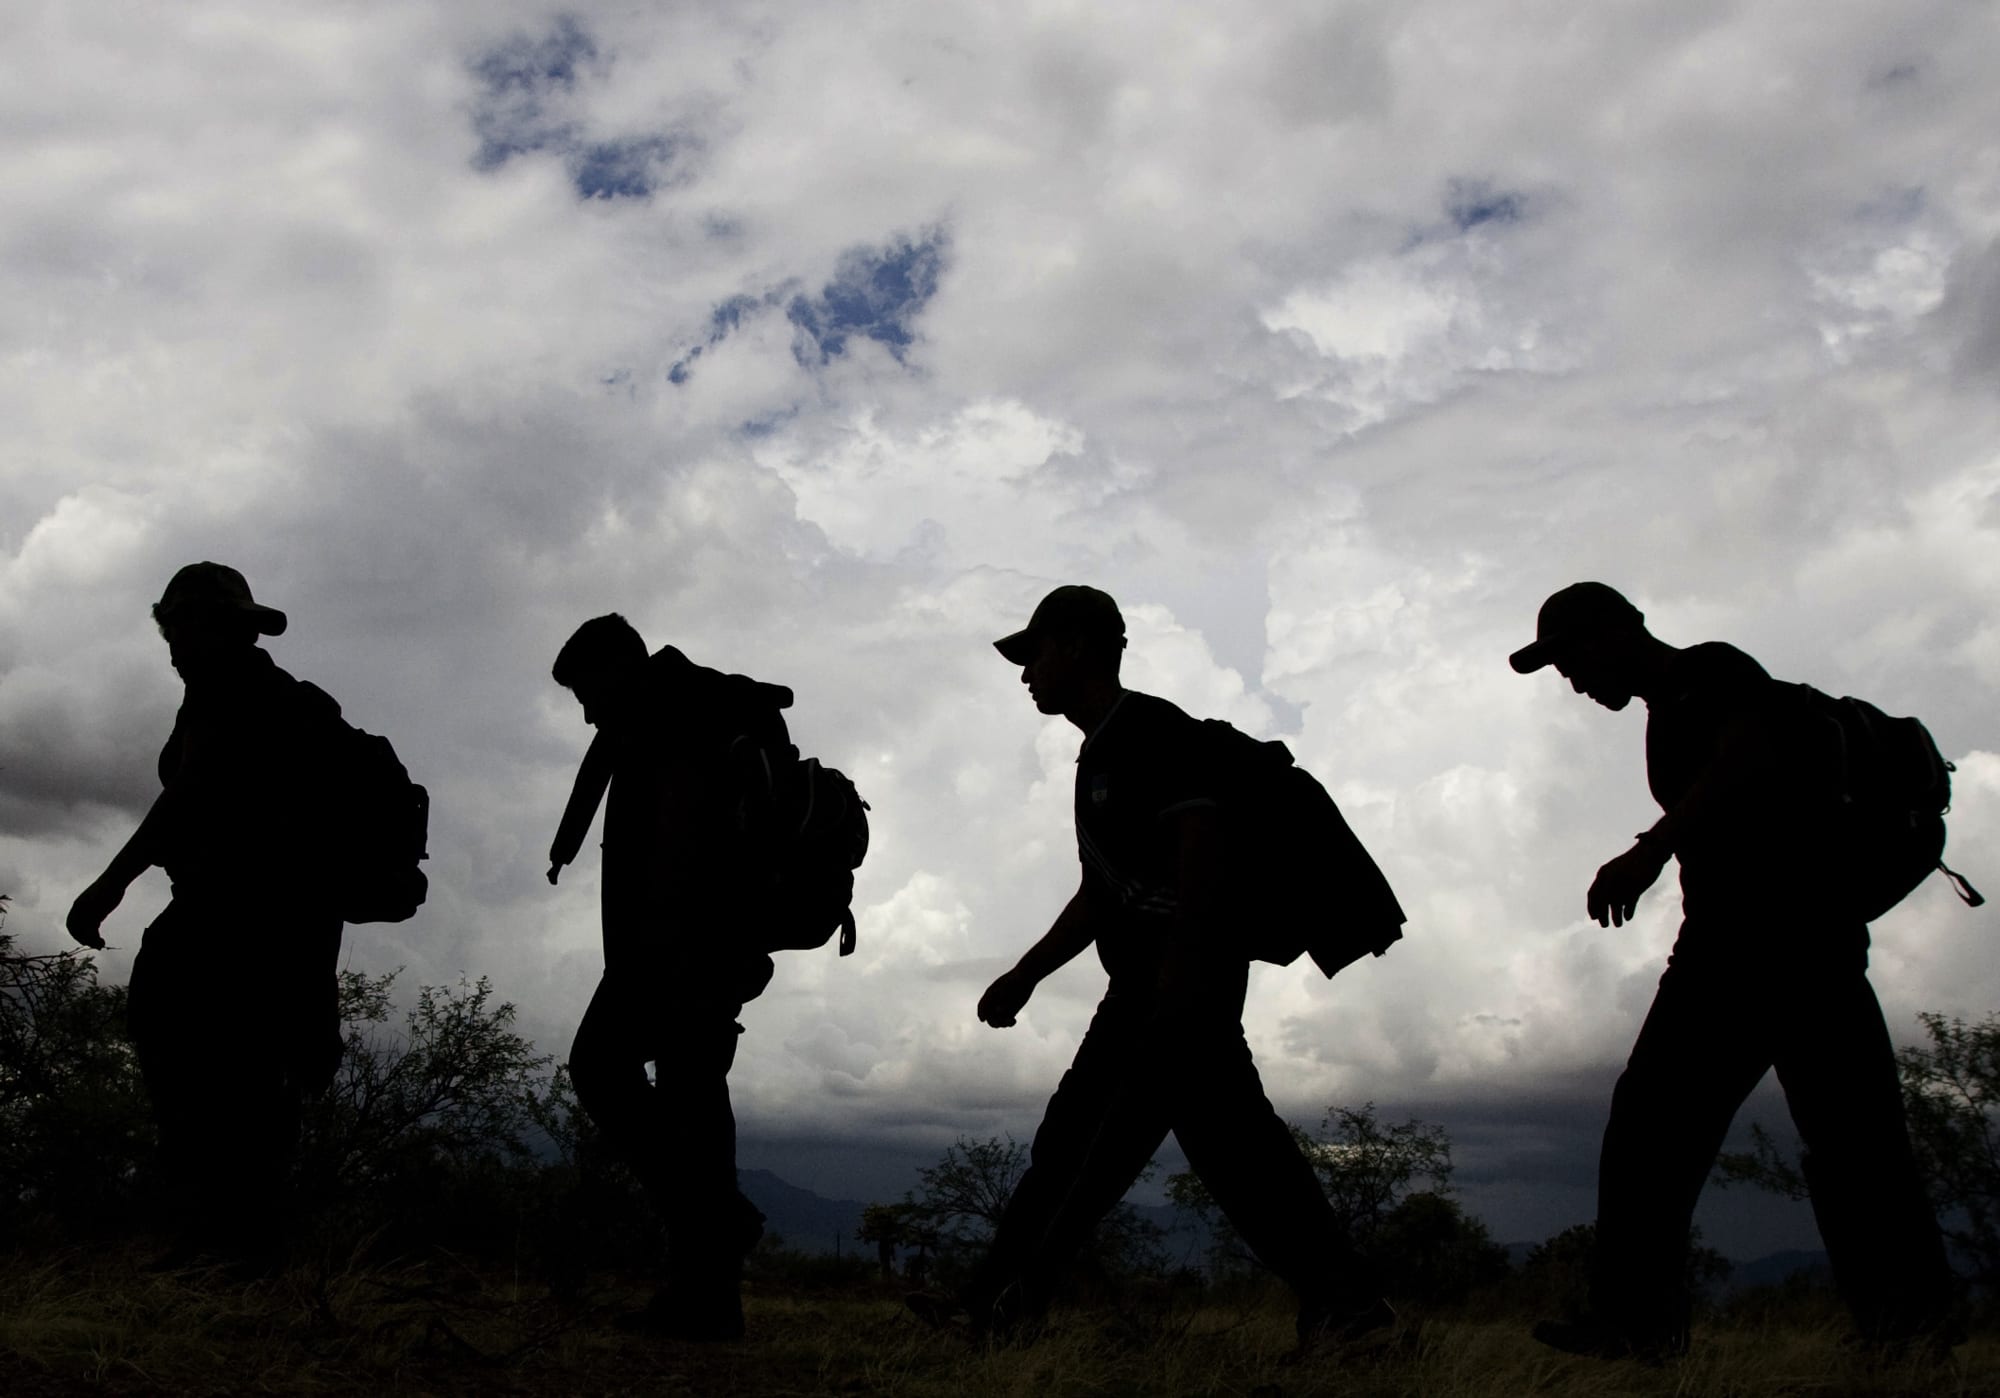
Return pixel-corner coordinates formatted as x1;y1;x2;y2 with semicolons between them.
615;1287;745;1342
1532;1317;1682;1366
904;1291;968;1333
1293;1296;1399;1361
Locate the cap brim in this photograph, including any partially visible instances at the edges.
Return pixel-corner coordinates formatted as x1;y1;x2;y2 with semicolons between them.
1509;641;1552;674
994;629;1036;664
252;605;288;637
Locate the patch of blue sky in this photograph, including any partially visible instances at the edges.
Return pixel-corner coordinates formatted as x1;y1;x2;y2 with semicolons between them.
667;291;784;383
468;18;673;200
666;228;947;387
1445;178;1526;232
572;136;677;200
469;17;596;171
738;407;799;438
787;230;948;366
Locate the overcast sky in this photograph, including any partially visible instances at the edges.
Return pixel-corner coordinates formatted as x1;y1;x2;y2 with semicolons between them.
4;1;1998;1257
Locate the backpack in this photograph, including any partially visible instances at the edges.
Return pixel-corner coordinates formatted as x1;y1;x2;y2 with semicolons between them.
304;686;430;924
1196;719;1406;978
1802;689;1983;922
731;738;870;956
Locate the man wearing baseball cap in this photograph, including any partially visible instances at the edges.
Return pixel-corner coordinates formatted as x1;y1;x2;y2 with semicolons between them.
1512;583;1954;1360
915;585;1389;1349
68;563;348;1275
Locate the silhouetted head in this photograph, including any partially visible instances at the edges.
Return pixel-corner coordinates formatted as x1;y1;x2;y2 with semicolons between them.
554;613;648;728
995;585;1126;719
1510;582;1652;711
153;562;285;680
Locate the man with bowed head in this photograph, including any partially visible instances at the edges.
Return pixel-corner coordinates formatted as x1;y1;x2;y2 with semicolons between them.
1512;581;1956;1361
547;614;794;1340
916;584;1391;1348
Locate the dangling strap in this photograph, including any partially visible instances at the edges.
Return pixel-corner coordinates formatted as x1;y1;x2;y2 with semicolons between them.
1939;859;1987;909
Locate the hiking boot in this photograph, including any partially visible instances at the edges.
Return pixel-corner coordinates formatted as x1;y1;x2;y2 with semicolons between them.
616;1284;745;1342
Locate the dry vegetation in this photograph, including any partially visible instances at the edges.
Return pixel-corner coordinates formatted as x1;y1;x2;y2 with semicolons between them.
2;1246;1994;1398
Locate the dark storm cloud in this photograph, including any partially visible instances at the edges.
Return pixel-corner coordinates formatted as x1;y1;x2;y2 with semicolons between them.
5;0;2000;1263
0;673;173;837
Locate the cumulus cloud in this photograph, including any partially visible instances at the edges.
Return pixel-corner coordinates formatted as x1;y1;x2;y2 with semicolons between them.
4;0;1998;1246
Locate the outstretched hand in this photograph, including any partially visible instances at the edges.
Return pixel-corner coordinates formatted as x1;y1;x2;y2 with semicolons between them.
66;878;122;950
1586;841;1671;928
978;967;1035;1028
546;862;563;886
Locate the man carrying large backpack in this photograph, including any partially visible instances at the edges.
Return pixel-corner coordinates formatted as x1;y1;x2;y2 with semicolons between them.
917;585;1393;1347
66;563;362;1274
1511;582;1957;1360
546;615;799;1340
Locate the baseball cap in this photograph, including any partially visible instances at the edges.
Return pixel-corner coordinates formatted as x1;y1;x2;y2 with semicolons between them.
154;562;288;636
994;585;1125;664
1509;582;1642;674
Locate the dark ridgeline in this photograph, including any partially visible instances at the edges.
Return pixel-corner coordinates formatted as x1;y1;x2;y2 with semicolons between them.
906;585;1405;1353
548;613;866;1342
1512;581;1964;1363
64;562;427;1277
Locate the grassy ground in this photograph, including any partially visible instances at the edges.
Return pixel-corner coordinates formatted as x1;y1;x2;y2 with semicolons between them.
2;1247;1994;1397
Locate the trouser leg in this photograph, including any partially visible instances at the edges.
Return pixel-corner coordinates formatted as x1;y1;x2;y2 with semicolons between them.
568;977;758;1280
650;1008;761;1272
964;993;1161;1320
1174;1018;1379;1311
128;903;329;1261
1591;960;1768;1348
1775;971;1955;1341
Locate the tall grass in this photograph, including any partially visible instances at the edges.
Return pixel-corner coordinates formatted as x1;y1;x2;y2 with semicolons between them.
2;1245;1993;1396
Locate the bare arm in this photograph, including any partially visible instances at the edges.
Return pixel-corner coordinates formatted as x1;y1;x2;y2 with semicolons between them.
977;883;1098;1027
1589;709;1769;927
547;730;614;885
66;785;179;949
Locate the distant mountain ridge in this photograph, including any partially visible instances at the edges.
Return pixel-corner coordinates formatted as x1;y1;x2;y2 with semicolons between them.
738;1168;871;1254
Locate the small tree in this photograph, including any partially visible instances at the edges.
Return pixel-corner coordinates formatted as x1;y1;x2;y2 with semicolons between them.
0;931;151;1235
1168;1103;1503;1304
1517;1222;1731;1319
905;1135;1027;1253
292;968;574;1256
1300;1104;1455;1245
902;1134;1168;1285
857;1201;912;1279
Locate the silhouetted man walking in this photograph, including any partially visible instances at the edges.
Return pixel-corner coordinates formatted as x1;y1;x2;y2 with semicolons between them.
548;614;790;1340
926;585;1389;1345
67;563;346;1273
1512;582;1956;1360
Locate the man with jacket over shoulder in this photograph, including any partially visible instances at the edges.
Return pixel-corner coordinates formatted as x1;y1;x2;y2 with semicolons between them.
910;585;1392;1352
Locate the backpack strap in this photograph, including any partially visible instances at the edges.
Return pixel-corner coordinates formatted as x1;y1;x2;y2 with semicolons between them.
1938;860;1986;909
